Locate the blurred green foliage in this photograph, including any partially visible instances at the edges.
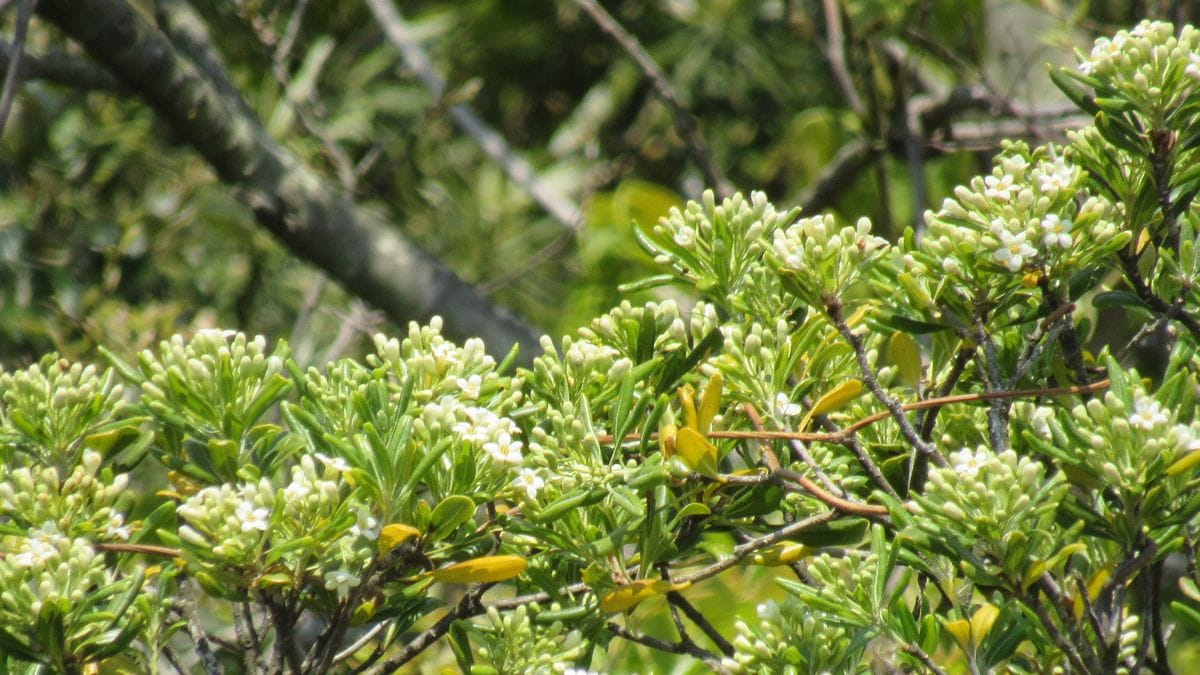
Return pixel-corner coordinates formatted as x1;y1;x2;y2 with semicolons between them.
0;0;1179;363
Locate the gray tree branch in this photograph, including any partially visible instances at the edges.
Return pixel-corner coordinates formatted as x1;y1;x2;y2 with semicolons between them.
35;0;544;360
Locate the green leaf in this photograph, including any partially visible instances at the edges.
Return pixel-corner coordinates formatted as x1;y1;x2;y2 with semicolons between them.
889;333;923;390
428;495;476;542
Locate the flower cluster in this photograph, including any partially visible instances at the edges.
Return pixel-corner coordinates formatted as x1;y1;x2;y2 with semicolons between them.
0;355;126;468
0;450;133;540
0;523;145;665
177;478;278;567
921;143;1123;292
371;316;519;409
727;599;860;673
470;605;589;674
1076;20;1200;111
1017;365;1200;539
768;214;888;306
910;445;1066;574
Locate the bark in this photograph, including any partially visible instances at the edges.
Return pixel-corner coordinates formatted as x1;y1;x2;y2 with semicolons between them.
34;0;544;360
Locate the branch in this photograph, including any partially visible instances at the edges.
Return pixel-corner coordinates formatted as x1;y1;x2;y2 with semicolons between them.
35;0;544;361
0;39;121;91
364;0;582;231
0;0;32;137
606;621;726;670
366;583;490;673
571;0;734;199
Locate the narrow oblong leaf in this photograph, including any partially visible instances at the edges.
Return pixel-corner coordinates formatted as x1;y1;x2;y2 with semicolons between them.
426;555;527;584
889;333;923;390
378;523;422;555
697;372;723;434
599;579;690;613
675;427;720;478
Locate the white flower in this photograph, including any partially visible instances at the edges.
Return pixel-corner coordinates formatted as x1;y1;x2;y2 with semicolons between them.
456;374;483;400
105;513;132;541
674;225;697;247
284;481;311;503
774;393;802;418
1187;53;1200;81
1036;159;1075;195
949;447;990;479
351;506;379;540
1130;395;1168;431
984;174;1017;201
235;501;271;533
431;340;458;363
313;452;352;474
993;230;1037;272
484;432;524;467
1040;214;1074;249
324;567;360;599
512;468;545;500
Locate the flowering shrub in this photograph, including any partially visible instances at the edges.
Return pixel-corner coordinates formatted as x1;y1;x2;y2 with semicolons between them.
3;20;1200;674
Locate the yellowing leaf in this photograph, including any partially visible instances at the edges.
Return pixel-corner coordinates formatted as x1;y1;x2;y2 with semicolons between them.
697;373;723;434
678;384;698;431
426;555;527;584
675;427;721;478
351;598;377;625
166;471;203;497
1136;227;1151;255
1074;569;1111;620
599;579;690;613
969;603;1000;646
659;423;677;458
1167;450;1200;476
889;333;922;390
378;523;422;556
800;379;863;430
749;542;811;566
945;618;971;651
846;303;872;327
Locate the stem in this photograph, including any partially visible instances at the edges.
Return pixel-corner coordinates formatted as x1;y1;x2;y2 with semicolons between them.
571;0;733;199
666;591;735;657
827;299;946;466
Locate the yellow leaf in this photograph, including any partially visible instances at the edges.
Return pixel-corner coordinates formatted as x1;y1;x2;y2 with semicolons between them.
969;603;1000;646
166;471;203;497
426;555;527;584
846;304;872;327
599;579;690;613
675;427;721;478
1167;450;1200;476
697;373;723;434
800;379;863;429
351;598;376;625
1074;569;1111;620
1136;227;1151;255
945;618;971;651
678;384;698;431
378;523;423;556
659;423;677;458
889;333;923;390
749;542;812;566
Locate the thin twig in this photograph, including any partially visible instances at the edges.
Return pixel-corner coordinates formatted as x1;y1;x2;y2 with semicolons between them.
366;583;491;673
819;0;865;117
0;0;32;138
606;621;727;671
333;623;387;665
666;591;735;657
572;0;734;199
365;0;582;230
974;313;1009;453
827;300;946;466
